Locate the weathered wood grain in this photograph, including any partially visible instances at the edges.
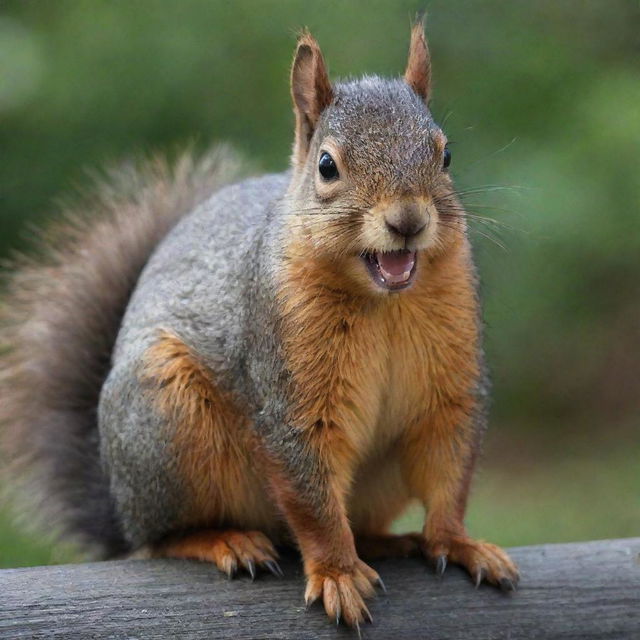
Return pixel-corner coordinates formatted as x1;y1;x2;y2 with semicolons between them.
1;537;639;639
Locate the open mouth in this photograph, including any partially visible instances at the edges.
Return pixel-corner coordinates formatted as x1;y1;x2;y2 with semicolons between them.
363;250;417;291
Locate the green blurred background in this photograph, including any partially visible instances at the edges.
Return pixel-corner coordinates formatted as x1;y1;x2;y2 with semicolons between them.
1;0;638;568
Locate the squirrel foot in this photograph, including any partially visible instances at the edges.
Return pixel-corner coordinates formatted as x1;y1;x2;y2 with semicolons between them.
304;558;382;629
423;534;519;590
154;529;283;579
356;532;422;559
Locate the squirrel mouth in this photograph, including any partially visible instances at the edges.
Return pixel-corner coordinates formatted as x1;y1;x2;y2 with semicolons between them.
363;250;417;291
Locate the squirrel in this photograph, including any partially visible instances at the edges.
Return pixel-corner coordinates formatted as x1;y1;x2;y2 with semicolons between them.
0;21;518;628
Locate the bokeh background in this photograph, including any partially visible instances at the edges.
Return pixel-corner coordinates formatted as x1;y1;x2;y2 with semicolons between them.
1;0;638;567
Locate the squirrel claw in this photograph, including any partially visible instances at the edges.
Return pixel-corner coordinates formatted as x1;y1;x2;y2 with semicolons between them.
499;577;517;592
264;559;284;578
246;559;256;581
423;535;519;592
154;529;280;583
223;556;238;580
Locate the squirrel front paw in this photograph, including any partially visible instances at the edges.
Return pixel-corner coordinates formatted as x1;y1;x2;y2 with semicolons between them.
423;533;519;590
304;558;383;628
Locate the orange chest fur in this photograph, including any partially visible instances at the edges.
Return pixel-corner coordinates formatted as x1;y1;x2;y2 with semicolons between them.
278;253;480;460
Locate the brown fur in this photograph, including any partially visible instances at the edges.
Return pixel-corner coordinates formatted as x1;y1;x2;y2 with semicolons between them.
154;529;279;578
264;218;491;621
139;329;391;624
140;332;383;624
141;331;278;536
277;223;479;524
405;17;432;103
274;188;519;596
291;30;334;168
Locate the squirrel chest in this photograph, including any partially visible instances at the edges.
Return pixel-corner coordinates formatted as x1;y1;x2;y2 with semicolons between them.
278;246;480;463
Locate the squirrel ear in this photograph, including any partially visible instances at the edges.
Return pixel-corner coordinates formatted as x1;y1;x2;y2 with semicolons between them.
291;30;333;166
404;17;432;103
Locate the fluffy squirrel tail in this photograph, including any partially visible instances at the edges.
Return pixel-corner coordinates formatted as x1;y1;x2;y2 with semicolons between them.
0;147;245;558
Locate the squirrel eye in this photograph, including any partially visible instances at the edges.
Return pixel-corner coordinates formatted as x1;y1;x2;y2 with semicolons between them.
443;145;452;170
318;152;339;181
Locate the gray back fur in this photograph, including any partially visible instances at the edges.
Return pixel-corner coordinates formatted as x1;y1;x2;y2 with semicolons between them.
98;172;290;546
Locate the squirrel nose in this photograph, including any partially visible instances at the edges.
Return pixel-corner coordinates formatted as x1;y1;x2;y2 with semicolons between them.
384;202;428;239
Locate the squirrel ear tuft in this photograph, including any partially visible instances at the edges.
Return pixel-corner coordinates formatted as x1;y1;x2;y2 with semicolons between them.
404;16;432;103
291;30;333;166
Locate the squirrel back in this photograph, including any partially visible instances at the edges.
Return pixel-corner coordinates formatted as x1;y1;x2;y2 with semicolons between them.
0;148;244;556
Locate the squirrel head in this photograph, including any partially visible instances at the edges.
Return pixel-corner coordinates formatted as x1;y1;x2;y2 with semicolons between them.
285;20;464;295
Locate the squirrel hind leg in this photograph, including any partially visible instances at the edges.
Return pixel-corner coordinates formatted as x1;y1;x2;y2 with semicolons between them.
140;331;278;534
152;529;283;579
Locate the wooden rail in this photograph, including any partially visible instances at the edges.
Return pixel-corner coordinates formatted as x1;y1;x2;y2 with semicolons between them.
2;537;639;639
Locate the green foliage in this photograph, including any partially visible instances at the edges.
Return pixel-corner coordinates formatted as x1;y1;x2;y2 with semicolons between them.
1;0;638;567
0;505;76;568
